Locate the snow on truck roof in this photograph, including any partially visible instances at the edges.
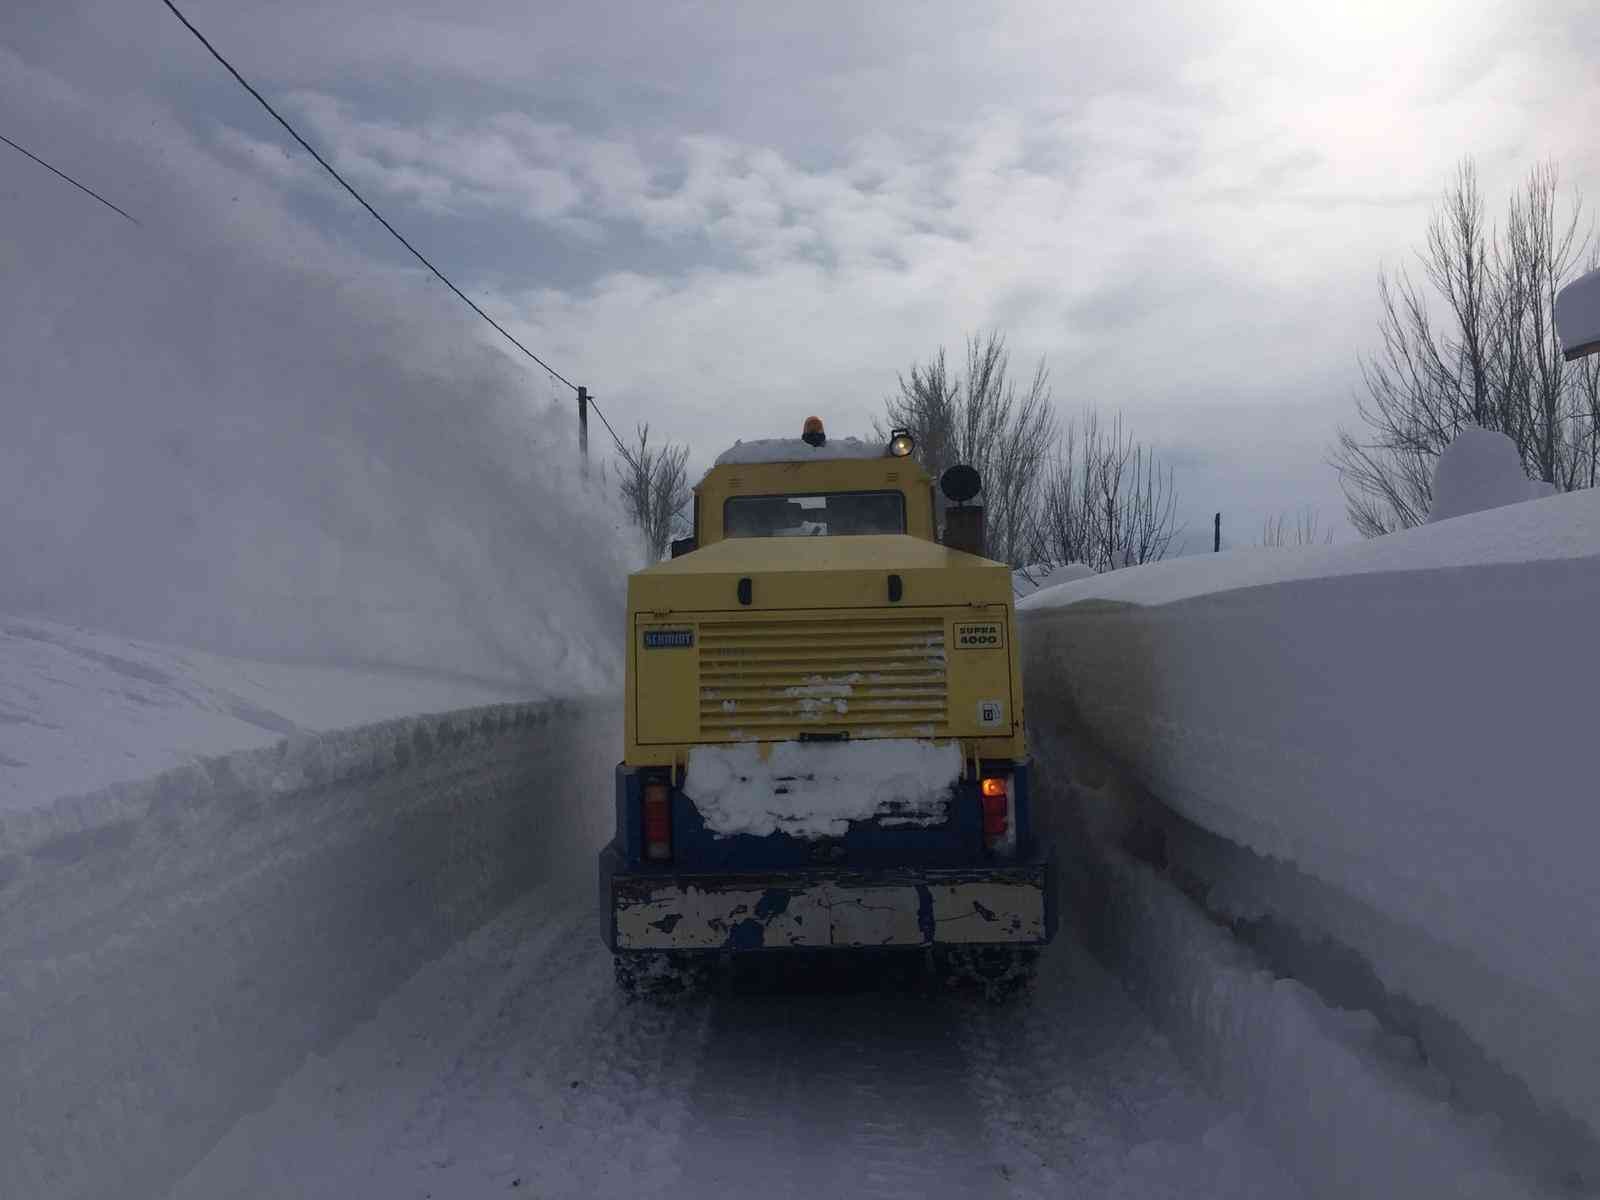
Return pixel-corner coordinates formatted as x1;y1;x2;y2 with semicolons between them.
712;437;889;467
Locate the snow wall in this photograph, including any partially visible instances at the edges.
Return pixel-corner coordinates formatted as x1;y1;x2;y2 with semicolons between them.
1020;487;1600;1181
1024;719;1534;1199
0;700;618;1200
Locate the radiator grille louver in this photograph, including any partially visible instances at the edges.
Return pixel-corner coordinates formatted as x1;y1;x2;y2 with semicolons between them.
698;616;949;741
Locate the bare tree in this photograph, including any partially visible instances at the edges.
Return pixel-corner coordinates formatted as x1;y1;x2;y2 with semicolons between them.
880;331;1057;566
1332;159;1596;536
1261;506;1335;547
1032;409;1180;573
616;423;690;561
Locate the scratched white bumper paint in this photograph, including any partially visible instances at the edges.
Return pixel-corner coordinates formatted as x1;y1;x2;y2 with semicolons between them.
614;878;1046;950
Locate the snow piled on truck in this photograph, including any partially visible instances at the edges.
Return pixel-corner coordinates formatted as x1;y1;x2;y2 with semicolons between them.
683;738;962;838
1020;475;1600;1150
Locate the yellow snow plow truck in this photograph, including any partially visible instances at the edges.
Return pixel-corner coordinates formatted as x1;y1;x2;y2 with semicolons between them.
598;419;1055;997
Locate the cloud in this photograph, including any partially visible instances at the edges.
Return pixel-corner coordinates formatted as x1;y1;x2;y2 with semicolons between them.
6;0;1600;560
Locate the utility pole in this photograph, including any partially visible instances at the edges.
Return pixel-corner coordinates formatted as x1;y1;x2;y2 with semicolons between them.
1213;512;1221;553
577;385;589;475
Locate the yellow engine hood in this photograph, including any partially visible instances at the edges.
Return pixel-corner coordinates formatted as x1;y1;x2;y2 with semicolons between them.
628;535;1012;614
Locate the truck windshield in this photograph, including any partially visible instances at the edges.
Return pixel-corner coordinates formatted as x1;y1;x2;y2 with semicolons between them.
724;490;906;538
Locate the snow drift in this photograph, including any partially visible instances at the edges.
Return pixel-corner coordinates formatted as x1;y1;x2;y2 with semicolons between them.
1020;485;1600;1151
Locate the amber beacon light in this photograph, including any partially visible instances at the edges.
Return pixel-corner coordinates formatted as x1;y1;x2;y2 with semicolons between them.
802;415;826;446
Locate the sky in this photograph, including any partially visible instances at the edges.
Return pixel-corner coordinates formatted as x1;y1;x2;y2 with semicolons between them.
4;0;1599;572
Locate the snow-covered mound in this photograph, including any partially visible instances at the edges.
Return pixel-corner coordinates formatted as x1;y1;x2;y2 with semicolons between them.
0;615;534;812
1020;487;1600;1141
713;436;888;466
1427;426;1555;524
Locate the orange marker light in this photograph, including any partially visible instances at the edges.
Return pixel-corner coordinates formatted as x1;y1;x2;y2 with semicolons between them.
979;775;1010;846
801;415;826;446
643;780;672;862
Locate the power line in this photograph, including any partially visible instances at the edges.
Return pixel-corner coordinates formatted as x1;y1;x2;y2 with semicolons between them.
583;393;630;459
1;132;141;225
158;0;576;392
159;0;654;476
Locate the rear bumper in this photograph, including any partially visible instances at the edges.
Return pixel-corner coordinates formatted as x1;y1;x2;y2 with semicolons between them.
600;848;1056;953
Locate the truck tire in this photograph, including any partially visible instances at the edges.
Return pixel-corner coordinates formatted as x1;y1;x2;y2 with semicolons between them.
613;951;713;1001
934;946;1038;1003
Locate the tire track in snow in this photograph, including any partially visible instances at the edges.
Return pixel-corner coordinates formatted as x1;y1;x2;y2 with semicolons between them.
172;909;1305;1200
956;938;1305;1199
169;892;715;1199
674;981;1009;1199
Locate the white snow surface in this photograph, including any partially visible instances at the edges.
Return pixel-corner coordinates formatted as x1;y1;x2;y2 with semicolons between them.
0;615;535;812
1426;427;1556;523
165;879;1307;1200
683;738;962;838
1021;483;1600;1146
712;435;888;466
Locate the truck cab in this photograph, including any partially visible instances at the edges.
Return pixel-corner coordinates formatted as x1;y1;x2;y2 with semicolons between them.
598;422;1055;994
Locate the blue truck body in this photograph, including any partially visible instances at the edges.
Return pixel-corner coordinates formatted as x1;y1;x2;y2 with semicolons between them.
598;761;1057;956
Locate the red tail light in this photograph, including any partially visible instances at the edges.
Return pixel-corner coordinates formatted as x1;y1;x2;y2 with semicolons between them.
980;775;1009;848
643;780;672;862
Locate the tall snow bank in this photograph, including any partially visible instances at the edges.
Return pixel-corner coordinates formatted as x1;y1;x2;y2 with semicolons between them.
0;699;617;1200
1427;427;1555;524
0;55;631;690
1024;722;1531;1198
1020;487;1600;1145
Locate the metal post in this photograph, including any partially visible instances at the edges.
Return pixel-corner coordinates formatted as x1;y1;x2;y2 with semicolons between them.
577;386;589;473
1213;512;1221;553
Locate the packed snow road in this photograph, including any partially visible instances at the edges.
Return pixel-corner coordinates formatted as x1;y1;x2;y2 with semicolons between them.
167;885;1303;1200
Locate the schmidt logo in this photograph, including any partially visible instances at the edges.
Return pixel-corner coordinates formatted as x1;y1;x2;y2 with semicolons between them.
642;629;694;649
